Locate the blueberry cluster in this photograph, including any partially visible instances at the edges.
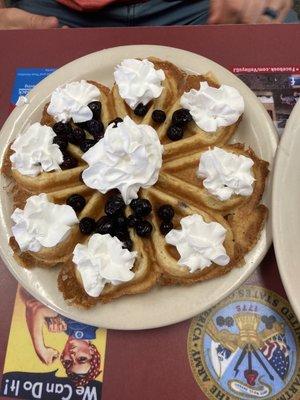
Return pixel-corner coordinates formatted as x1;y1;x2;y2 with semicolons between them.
157;204;174;235
129;198;153;237
133;103;167;125
67;193;155;251
261;315;276;329
52;101;104;168
216;316;234;328
167;108;193;141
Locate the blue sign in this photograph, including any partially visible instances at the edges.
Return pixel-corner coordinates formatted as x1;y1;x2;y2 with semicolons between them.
11;68;56;105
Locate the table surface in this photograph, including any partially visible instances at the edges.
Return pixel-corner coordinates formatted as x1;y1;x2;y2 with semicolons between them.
0;24;299;400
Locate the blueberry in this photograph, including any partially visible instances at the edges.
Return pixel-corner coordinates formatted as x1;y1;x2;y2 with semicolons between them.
88;101;102;120
114;215;127;230
167;125;184;141
127;214;140;228
66;194;86;213
152;110;166;123
115;230;130;242
157;204;174;222
85;119;104;140
52;122;72;137
135;220;153;237
60;152;78;169
69;126;86;145
80;139;96;153
109;117;123;128
134;103;148;117
105;195;125;217
95;216;114;235
172;108;192;126
53;135;68;151
160;221;173;235
130;198;152;218
122;239;133;251
79;217;96;235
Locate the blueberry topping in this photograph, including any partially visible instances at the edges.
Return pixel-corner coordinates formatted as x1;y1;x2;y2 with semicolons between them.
135;220;153;237
85;119;104;140
53;135;68;151
80;139;96;153
115;215;127;230
122;238;133;251
127;214;140;228
157;204;174;222
52;122;72;137
105;195;125;217
88;101;102;120
167;125;184;141
160;221;173;235
115;230;130;242
134;103;148;117
109;117;123;128
69;126;86;145
130;198;152;218
95;216;114;235
66;194;86;213
60;152;78;169
172;108;192;126
152;110;166;123
79;217;96;235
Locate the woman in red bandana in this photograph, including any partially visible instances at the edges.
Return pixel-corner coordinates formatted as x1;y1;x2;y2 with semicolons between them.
0;0;296;29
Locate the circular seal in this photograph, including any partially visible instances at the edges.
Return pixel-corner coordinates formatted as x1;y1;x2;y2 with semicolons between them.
187;285;300;400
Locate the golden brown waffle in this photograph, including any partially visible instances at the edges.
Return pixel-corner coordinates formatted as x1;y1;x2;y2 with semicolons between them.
3;59;269;308
111;57;186;125
3;81;113;268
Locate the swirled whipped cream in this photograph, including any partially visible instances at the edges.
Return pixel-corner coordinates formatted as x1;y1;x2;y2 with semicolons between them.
82;116;163;204
197;147;254;201
165;214;230;272
180;82;244;132
10;122;63;177
11;193;78;253
114;59;165;109
47;80;100;123
73;233;137;297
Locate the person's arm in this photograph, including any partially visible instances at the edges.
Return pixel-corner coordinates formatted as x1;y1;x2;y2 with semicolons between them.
0;2;59;29
209;0;293;24
25;299;60;364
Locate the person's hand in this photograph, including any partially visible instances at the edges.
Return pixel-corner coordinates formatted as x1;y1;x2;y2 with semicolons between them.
0;7;59;29
209;0;293;24
47;316;67;333
38;347;60;365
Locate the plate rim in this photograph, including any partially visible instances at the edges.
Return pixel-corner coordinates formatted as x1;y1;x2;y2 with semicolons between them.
0;44;278;330
272;98;300;322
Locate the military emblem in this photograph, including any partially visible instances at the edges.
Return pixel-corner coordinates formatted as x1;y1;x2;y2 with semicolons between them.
188;285;300;399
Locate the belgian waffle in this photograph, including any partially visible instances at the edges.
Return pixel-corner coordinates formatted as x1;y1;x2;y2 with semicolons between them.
3;58;269;307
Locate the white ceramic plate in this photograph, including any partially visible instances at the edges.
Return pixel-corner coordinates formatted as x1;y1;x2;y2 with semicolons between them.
0;45;277;330
273;98;300;322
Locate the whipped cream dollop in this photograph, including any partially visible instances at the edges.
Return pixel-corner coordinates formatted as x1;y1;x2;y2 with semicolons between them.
114;59;165;109
165;214;230;272
10;122;63;177
82;116;163;204
11;193;78;253
47;80;100;123
73;233;137;297
197;147;254;201
180;81;244;132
